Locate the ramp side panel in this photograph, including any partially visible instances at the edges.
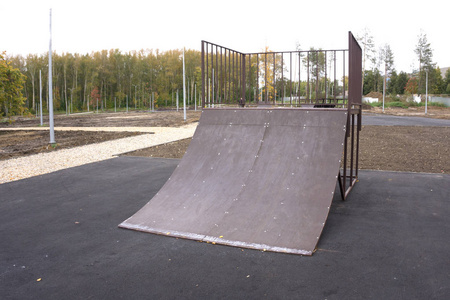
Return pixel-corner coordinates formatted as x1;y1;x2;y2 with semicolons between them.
120;122;265;236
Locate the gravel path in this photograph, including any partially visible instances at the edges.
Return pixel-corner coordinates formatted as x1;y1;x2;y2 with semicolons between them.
0;123;197;184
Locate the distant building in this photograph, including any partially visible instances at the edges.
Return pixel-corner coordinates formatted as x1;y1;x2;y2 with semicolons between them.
441;67;449;77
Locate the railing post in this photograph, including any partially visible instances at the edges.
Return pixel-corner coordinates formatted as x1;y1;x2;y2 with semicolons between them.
241;54;246;106
201;41;205;108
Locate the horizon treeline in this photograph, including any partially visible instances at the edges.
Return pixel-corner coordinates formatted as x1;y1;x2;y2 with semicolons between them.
2;43;450;117
5;48;202;115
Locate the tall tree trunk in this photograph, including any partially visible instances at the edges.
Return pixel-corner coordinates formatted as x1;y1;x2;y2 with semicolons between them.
30;72;36;112
84;78;87;109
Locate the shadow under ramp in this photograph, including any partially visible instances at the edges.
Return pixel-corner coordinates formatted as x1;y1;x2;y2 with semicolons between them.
120;108;348;255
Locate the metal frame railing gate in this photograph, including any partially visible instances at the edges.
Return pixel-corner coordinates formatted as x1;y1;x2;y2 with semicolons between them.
201;42;246;107
338;32;362;200
201;44;353;108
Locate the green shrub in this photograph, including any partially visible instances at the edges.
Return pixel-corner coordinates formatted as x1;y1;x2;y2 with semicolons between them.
417;102;446;107
386;101;408;108
369;101;383;107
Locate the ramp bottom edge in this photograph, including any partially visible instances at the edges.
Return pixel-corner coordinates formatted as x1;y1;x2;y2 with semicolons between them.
119;222;312;256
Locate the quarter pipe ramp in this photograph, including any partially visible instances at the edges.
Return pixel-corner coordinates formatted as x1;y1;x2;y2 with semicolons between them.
120;108;348;255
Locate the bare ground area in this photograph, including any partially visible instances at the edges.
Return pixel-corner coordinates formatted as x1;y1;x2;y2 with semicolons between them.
0;110;201;128
124;126;450;174
0;130;144;160
1;109;449;174
0;111;201;160
366;106;450;119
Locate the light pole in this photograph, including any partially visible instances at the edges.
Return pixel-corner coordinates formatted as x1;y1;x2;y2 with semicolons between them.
48;9;56;145
425;70;428;115
183;48;186;121
39;70;43;126
133;85;137;110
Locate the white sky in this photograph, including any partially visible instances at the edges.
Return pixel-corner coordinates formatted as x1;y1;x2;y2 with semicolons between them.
1;0;448;73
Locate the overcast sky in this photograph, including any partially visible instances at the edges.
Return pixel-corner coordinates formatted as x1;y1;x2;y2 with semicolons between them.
2;0;448;73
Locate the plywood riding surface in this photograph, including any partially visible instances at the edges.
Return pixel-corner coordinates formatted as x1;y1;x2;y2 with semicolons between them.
120;108;348;255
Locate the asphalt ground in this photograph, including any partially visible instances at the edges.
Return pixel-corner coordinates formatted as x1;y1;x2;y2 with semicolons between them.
1;156;449;299
362;113;450;126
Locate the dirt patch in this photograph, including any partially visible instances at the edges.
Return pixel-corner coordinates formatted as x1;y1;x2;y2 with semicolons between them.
2;109;450;174
124;126;450;174
0;110;200;161
124;138;192;159
0;130;144;160
0;110;201;128
364;106;450;120
359;126;449;174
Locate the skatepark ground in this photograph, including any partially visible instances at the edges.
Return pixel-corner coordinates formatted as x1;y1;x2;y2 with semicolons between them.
1;113;449;299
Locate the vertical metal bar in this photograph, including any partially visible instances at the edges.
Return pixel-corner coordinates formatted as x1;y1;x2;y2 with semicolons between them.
334;50;337;105
238;52;241;104
350;113;355;185
237;52;240;104
248;54;251;102
307;52;310;103
232;51;235;103
230;50;233;104
264;53;267;103
201;41;205;107
230;51;233;103
236;51;239;103
242;54;246;105
315;51;319;103
223;48;226;102
290;52;292;106
356;107;361;178
325;51;327;102
206;43;210;106
237;51;240;104
227;49;229;103
220;47;223;103
343;115;348;197
343;50;346;108
273;52;276;105
256;54;259;104
239;52;241;103
281;53;284;104
298;52;301;105
216;46;218;104
211;45;214;106
233;51;236;104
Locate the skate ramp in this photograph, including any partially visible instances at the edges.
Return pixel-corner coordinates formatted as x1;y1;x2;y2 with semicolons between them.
120;108;348;255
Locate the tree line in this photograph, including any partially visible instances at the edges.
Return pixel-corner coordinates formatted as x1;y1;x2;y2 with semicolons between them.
2;30;450;118
2;48;202;117
357;29;450;97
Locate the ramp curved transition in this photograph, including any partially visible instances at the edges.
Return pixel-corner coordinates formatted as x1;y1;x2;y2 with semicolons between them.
120;108;348;255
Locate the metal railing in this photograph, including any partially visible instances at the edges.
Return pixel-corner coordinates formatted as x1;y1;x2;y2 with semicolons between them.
201;33;362;109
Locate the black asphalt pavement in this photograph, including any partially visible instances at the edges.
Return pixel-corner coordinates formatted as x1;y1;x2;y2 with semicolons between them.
363;113;450;126
1;157;449;299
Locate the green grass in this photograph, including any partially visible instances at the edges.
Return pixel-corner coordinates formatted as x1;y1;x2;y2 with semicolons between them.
417;102;446;107
386;101;408;108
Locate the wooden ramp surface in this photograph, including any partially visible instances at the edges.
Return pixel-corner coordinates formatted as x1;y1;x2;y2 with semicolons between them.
120;108;348;255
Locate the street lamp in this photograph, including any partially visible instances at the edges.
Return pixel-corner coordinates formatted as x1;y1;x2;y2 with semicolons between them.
425;70;428;115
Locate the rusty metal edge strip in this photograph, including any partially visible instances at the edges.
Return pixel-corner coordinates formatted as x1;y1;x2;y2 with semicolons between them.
119;222;312;256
